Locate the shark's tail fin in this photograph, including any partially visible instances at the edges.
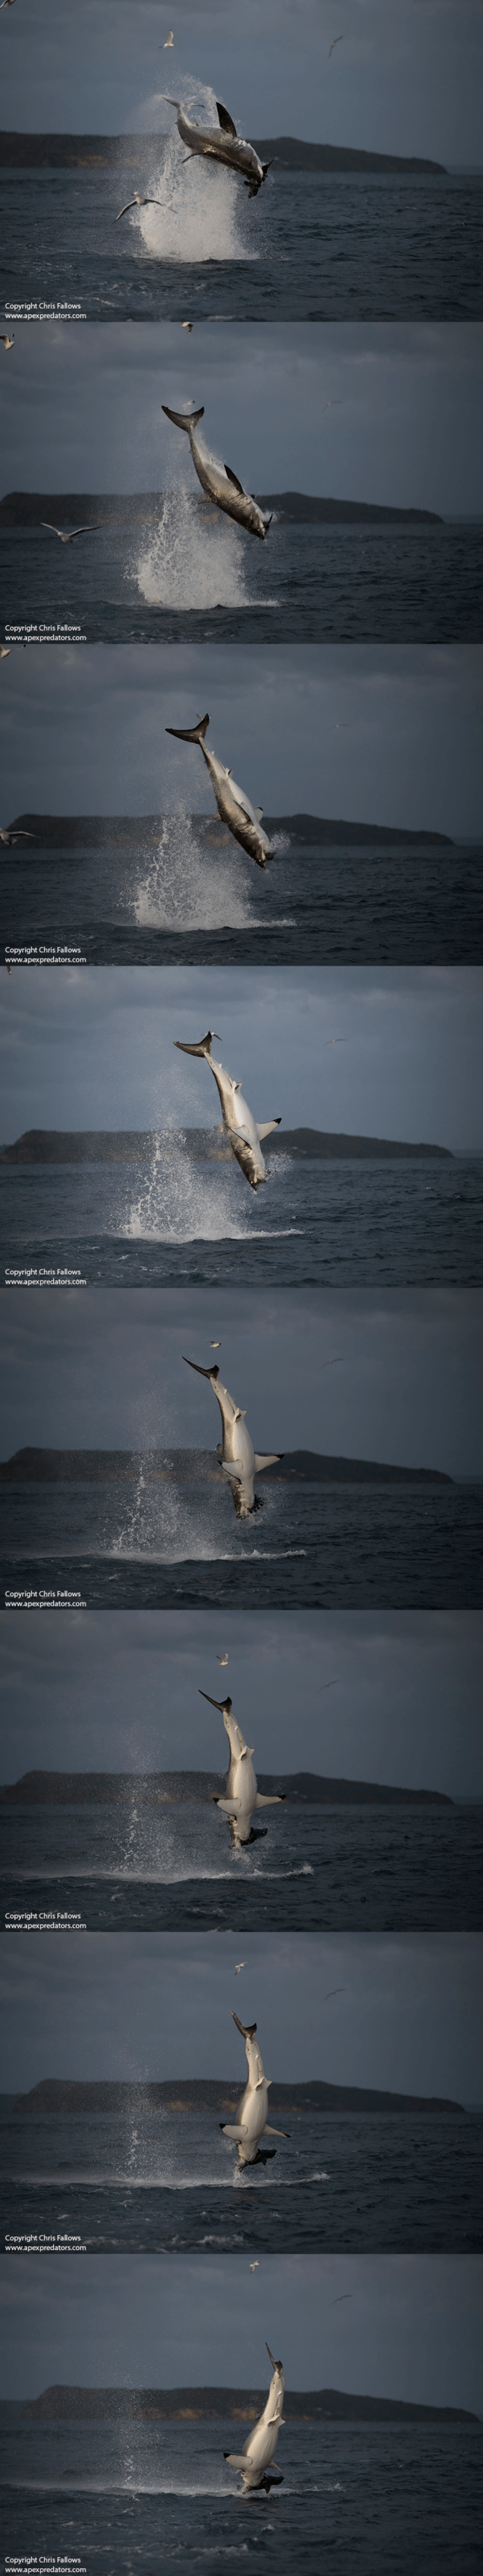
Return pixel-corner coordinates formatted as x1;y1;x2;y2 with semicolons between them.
232;2010;257;2039
173;1027;220;1059
166;714;210;746
262;163;272;180
183;1356;219;1383
199;1688;232;1714
266;2342;283;2372
162;403;204;431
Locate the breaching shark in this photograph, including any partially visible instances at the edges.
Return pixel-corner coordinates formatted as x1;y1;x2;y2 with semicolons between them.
173;1026;281;1191
162;96;271;199
220;2012;290;2167
224;2344;285;2493
162;404;272;541
165;714;274;871
183;1355;282;1517
198;1688;286;1844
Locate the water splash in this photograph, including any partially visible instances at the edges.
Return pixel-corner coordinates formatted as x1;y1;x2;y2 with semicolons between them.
135;488;253;611
122;1136;302;1245
136;82;260;264
132;814;257;931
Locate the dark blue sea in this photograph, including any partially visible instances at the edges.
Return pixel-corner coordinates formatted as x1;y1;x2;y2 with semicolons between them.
2;830;481;967
1;2418;481;2575
2;1800;482;1932
2;1480;481;1607
3;517;482;643
2;163;482;319
2;1151;481;1289
2;2099;481;2254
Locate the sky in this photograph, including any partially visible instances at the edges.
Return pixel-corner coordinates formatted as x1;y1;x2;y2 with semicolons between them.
2;966;483;1151
2;643;481;841
1;2253;481;2411
1;324;482;518
1;1608;482;1796
2;0;482;166
2;1929;481;2103
1;1286;482;1476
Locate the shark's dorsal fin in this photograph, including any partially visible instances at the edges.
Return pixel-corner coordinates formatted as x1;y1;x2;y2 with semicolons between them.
224;465;245;495
217;101;238;137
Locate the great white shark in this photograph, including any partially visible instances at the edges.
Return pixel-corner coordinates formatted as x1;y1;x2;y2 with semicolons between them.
173;1026;281;1191
219;2011;290;2167
162;96;271;200
198;1688;286;1844
165;713;275;871
161;404;272;541
183;1356;282;1516
224;2344;285;2493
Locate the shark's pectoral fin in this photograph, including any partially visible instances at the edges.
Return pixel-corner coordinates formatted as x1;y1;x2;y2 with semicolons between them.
224;465;245;495
217;101;238;137
264;2125;290;2138
253;1453;283;1474
220;2123;249;2140
223;2453;250;2468
213;1796;238;1815
257;1120;281;1140
255;1791;286;1807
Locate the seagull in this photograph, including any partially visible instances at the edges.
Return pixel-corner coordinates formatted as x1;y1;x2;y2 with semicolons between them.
325;1988;346;2001
40;522;104;544
217;1653;228;1666
329;36;344;58
322;1356;344;1368
211;1341;221;1349
333;2293;352;2303
116;193;163;221
0;827;37;844
182;321;193;332
1;335;14;350
234;1963;245;1975
249;2262;259;2273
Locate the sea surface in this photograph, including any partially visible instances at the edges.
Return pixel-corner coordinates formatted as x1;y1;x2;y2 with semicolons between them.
2;1799;481;1932
2;2100;481;2254
2;163;482;319
1;2419;481;2576
2;1151;481;1287
2;1481;481;1607
2;831;482;967
3;518;482;643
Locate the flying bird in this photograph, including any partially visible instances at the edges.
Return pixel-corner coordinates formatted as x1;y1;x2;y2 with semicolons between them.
333;2293;352;2303
325;1987;346;2001
40;523;104;544
0;644;11;660
217;1653;228;1666
322;1356;344;1368
163;29;174;43
0;827;37;845
116;193;163;221
182;321;193;332
329;36;344;58
321;400;342;412
1;334;14;350
234;1963;245;1975
249;2262;259;2273
211;1341;221;1348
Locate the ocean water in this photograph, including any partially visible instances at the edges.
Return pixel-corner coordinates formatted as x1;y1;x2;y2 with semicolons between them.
2;518;482;643
2;1480;481;1607
1;2419;481;2575
2;1799;481;1932
2;163;482;319
2;2100;481;2254
2;1152;481;1287
2;833;482;969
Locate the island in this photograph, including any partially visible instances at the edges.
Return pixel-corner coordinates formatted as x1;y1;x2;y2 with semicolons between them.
20;2384;476;2425
0;1769;452;1808
12;2078;466;2118
0;133;447;176
0;1129;453;1167
0;490;443;528
0;1448;454;1485
2;811;454;850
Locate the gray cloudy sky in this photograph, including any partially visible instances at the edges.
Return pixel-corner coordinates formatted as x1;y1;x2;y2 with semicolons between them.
1;1287;482;1476
1;2253;481;2411
2;0;481;165
1;325;482;517
2;645;482;840
2;1930;481;2102
1;1609;481;1795
2;966;482;1151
